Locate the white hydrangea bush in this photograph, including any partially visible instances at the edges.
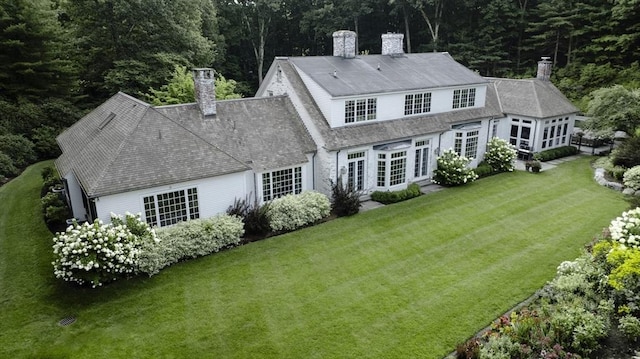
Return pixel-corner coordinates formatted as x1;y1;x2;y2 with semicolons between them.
484;137;517;172
137;214;244;276
268;191;330;232
623;166;640;191
52;213;156;288
609;207;640;248
433;149;478;186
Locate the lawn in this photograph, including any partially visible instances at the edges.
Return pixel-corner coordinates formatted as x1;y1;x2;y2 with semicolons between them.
0;158;628;358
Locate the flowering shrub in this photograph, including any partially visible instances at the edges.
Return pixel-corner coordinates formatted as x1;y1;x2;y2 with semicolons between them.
609;207;640;248
268;191;330;232
137;214;244;276
484;137;517;173
52;213;156;288
624;166;640;190
433;149;478;186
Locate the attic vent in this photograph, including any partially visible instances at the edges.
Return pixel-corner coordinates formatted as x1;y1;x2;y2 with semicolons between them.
98;112;116;130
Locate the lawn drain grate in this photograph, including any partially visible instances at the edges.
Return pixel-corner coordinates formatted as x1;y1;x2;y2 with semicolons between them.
58;316;76;326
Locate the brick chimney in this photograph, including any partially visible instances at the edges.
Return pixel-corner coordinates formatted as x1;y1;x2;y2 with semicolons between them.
536;57;552;81
333;30;357;59
193;68;216;116
381;33;404;56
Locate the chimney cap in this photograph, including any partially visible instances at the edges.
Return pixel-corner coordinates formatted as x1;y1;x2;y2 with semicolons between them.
540;56;551;61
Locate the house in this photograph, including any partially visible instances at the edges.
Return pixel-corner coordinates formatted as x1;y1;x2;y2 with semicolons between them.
56;31;579;227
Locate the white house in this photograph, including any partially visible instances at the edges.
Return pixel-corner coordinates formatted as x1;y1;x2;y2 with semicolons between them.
56;31;579;227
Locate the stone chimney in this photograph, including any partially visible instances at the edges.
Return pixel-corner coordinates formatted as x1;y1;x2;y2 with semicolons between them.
333;30;357;59
193;68;216;116
536;57;552;81
381;33;404;56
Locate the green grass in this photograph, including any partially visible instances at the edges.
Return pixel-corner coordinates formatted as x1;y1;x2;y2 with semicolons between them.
0;158;628;358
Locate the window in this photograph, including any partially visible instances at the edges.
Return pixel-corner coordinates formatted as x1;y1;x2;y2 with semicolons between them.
144;188;199;227
262;167;302;201
452;88;476;109
377;151;407;187
345;98;377;123
414;139;430;178
454;130;479;158
509;118;532;149
404;92;432;115
347;152;366;191
541;117;569;149
491;120;500;139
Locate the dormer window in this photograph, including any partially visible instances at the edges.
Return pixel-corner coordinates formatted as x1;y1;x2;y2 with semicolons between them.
453;88;476;109
345;98;377;123
404;92;432;115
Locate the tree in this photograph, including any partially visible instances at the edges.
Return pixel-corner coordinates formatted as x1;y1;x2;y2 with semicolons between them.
0;0;77;101
408;0;444;52
585;85;640;136
145;65;241;106
67;0;219;99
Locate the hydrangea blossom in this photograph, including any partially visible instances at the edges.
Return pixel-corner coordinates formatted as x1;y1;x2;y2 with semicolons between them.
609;207;640;248
433;149;478;186
52;212;156;288
484;137;517;172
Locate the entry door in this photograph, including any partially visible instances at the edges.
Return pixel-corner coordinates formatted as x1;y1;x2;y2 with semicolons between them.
414;140;430;179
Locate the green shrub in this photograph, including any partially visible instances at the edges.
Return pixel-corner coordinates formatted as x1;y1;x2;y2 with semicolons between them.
474;161;495;178
433;149;478;186
613;136;640;168
0;134;36;168
550;301;609;355
618;315;640;341
623;165;640;190
0;152;18;178
479;335;520;359
41;192;70;225
268;191;330;233
535;146;578;162
138;214;244;276
32;125;62;160
370;183;421;204
52;213;155;287
484;137;517;173
330;178;361;217
594;156;627;181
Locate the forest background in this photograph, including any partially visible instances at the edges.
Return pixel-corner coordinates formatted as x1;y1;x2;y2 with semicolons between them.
0;0;639;174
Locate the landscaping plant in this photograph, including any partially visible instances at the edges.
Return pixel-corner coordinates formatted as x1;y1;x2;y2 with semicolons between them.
268;191;330;232
433;149;478;186
51;213;156;287
623;165;640;191
483;137;517;173
330;178;361;217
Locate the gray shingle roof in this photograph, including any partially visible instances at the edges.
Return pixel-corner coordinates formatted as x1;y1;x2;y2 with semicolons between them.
488;78;579;118
289;53;488;97
278;59;504;151
56;93;316;197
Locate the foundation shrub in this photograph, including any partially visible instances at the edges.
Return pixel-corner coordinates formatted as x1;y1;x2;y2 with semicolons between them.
267;191;330;233
433;149;478;186
330;178;362;217
137;214;244;276
52;213;155;287
618;315;640;341
474;161;495;178
535;146;578;162
227;197;271;236
41;191;70;225
483;137;517;173
370;183;421;204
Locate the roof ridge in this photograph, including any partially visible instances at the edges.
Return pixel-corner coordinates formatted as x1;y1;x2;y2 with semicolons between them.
531;80;543;118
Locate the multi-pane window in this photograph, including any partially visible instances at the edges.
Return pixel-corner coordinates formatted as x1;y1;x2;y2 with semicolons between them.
414;139;430;178
454;130;479;159
491;120;500;138
347;152;365;191
377;153;386;187
345;98;377;123
509;118;532;149
377;151;407;187
542;117;570;149
452;88;476;109
144;188;199;227
262;167;302;201
404;93;432;115
389;151;407;186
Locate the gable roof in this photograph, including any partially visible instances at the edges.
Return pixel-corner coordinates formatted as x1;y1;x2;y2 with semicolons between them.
276;58;504;151
288;52;488;97
56;93;315;197
488;78;579;118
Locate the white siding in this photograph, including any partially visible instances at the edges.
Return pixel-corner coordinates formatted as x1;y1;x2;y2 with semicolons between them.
62;171;87;221
94;171;252;225
293;65;333;123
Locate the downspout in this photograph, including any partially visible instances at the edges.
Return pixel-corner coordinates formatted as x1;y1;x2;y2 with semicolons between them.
335;150;341;182
311;151;316;190
253;172;259;204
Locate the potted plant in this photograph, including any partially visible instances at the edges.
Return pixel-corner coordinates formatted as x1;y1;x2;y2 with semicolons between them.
529;160;542;173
